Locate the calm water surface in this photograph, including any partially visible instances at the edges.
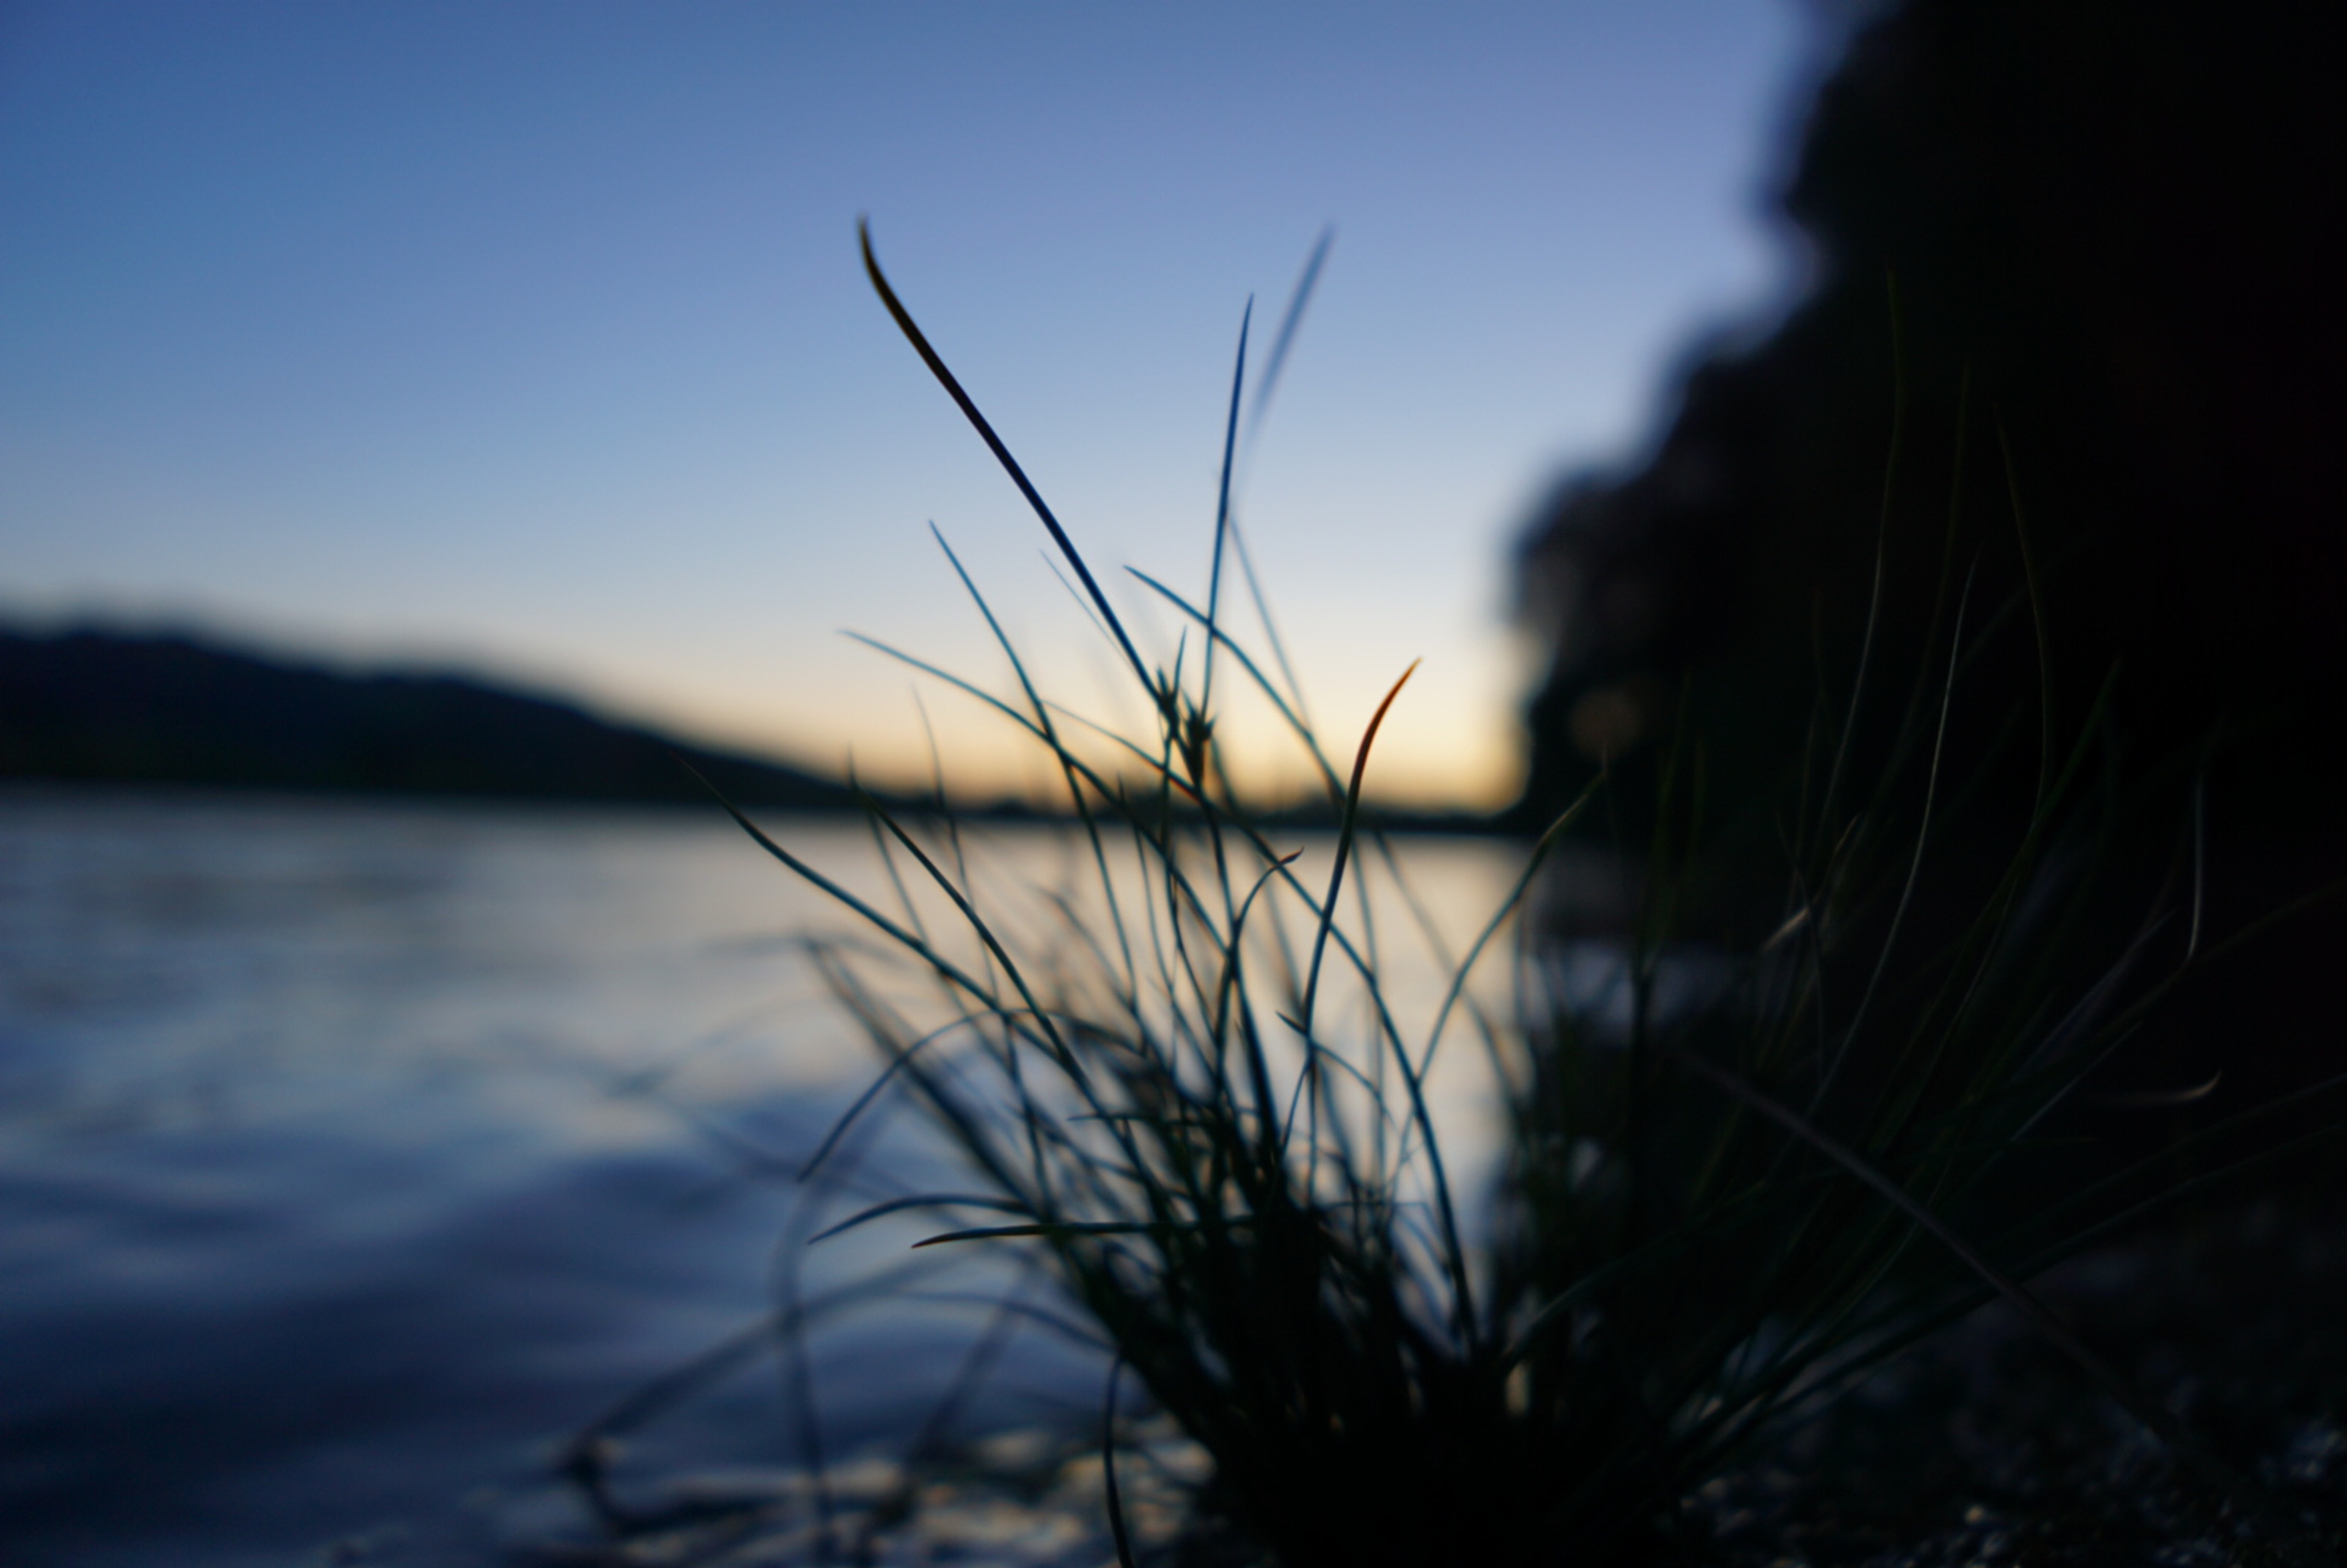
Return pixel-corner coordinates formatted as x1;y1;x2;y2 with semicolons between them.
0;790;1526;1566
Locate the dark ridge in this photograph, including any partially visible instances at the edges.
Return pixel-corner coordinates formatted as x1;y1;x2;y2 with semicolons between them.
0;625;872;810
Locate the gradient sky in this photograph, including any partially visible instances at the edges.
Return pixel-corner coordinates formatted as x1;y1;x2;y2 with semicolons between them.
2;2;1824;807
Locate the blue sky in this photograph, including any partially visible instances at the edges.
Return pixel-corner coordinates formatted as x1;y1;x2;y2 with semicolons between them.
2;2;1820;807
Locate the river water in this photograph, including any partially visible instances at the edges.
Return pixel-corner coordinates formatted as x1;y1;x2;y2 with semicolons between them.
0;789;1532;1566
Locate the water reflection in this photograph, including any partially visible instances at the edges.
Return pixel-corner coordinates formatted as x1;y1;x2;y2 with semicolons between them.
0;790;1533;1565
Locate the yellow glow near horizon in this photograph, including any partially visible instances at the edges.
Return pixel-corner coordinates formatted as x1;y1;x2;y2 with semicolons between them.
2;3;1809;816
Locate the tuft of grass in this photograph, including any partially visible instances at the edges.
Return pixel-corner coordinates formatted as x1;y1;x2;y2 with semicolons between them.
702;227;2333;1568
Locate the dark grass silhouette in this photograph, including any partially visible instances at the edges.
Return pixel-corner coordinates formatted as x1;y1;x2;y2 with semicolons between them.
1513;0;2347;1203
671;227;2334;1567
1517;0;2347;831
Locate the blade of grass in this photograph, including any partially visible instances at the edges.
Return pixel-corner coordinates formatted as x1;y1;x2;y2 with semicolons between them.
861;221;1160;708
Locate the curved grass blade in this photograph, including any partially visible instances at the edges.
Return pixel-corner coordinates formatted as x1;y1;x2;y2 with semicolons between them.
861;221;1158;705
799;1014;983;1181
1298;659;1418;1035
913;1218;1253;1249
807;1192;1036;1248
1230;226;1336;722
1244;224;1333;455
1415;774;1604;1080
1195;299;1251;748
1101;1357;1139;1568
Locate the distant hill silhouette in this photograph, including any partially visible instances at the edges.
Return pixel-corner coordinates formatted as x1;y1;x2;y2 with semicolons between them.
0;626;869;809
